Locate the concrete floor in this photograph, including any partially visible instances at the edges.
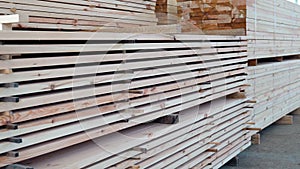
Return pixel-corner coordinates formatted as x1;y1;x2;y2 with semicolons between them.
222;114;300;169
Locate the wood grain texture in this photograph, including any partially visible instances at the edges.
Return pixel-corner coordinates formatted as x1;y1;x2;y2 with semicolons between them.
0;32;250;168
0;0;158;31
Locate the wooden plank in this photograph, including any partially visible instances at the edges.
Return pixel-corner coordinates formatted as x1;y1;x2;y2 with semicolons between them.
0;14;19;23
0;41;247;55
0;31;246;41
98;24;181;33
0;46;246;69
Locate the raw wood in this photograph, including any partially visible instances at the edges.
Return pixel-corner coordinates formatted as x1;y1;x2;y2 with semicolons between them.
251;134;261;145
0;31;250;169
275;115;293;125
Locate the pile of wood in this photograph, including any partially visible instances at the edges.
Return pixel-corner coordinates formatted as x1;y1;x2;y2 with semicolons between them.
3;0;300;168
24;99;252;169
158;0;247;35
247;0;300;60
155;0;178;25
177;0;246;35
0;31;251;168
247;59;300;130
246;0;300;130
0;0;158;31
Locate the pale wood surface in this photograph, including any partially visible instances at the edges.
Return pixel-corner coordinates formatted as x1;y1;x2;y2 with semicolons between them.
0;32;250;168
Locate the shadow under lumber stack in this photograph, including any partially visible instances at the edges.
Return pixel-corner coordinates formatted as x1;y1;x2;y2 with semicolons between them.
0;31;251;168
0;0;158;31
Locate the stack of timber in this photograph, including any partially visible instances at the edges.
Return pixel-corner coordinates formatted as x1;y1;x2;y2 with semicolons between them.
246;0;300;131
0;0;158;31
156;0;178;25
247;0;300;59
23;99;252;169
0;31;251;168
246;59;300;130
177;0;246;35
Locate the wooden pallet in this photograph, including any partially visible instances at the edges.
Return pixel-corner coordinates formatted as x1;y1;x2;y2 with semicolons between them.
0;32;250;168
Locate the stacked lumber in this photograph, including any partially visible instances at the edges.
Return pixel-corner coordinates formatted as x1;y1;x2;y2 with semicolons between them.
177;0;246;35
246;0;300;131
0;0;158;31
246;59;300;130
247;0;300;59
23;99;252;169
0;31;251;168
156;0;178;25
